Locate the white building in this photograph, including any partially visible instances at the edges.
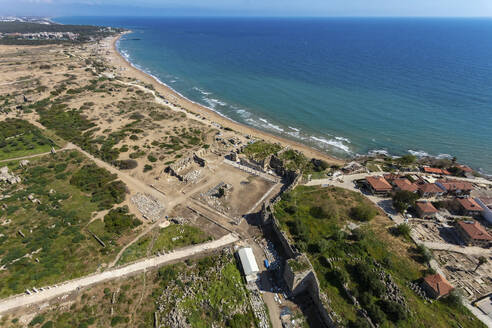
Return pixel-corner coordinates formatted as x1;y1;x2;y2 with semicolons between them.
475;197;492;224
237;247;259;283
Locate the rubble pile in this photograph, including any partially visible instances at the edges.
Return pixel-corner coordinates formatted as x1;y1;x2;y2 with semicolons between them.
182;169;201;184
374;262;408;310
407;281;431;302
0;166;21;184
198;182;233;215
130;193;165;221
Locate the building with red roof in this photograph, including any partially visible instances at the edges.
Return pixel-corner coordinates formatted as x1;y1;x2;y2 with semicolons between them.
365;176;392;196
418;183;445;198
423;167;451;175
436;180;474;196
456;220;492;247
393;178;418;193
415;201;438;218
422;274;454;299
456;198;484;217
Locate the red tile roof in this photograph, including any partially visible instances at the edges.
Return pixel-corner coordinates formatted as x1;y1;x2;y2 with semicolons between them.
457;198;484;212
423;274;454;298
366;176;392;192
393;179;418;192
416;201;438;214
457;220;492;241
383;173;403;182
418;183;444;194
423;167;451;175
438;180;474;192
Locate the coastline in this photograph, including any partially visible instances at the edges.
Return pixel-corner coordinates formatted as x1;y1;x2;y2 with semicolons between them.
108;32;345;166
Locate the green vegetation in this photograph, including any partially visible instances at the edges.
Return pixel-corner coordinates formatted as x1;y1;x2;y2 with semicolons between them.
279;149;309;171
70;164;126;210
158;253;257;328
104;207;141;235
392;190;419;214
0;151;132;298
243;141;282;162
274;185;484;328
118;224;211;265
0;119;54;160
4;253;257;328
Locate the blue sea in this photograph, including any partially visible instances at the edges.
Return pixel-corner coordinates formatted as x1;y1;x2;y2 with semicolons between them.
57;17;492;174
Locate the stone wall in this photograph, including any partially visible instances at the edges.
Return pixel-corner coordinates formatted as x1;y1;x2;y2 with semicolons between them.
259;172;337;327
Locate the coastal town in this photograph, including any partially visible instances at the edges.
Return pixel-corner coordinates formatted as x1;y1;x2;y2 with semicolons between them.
0;18;491;328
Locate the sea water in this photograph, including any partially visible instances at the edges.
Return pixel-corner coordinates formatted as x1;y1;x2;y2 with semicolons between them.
56;17;492;173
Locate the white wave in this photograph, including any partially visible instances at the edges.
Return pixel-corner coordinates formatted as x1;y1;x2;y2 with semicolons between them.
234;108;252;119
288;126;300;132
335;136;351;143
203;97;227;108
310;136;351;153
407;150;452;159
368;149;389;156
408;150;430;157
193;86;212;95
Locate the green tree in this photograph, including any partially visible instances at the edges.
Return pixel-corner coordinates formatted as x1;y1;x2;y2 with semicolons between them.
392;190;419;213
475;256;488;273
397;154;417;166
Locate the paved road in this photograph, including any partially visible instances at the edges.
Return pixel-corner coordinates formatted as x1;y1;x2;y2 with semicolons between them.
0;233;238;315
418;241;492;256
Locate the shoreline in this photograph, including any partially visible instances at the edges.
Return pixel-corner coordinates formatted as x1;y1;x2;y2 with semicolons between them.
108;32;345;165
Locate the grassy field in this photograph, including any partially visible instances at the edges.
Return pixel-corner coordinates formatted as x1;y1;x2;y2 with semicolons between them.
1;252;257;328
0;151;140;298
117;224;212;265
243;141;282;162
0;119;54;160
274;185;484;328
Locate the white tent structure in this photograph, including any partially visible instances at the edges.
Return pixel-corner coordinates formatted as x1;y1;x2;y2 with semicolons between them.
237;247;259;282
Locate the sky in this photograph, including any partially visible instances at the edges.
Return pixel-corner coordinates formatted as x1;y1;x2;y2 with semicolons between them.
1;0;492;17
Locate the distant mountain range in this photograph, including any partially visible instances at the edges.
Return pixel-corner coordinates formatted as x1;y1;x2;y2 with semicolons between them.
0;16;55;25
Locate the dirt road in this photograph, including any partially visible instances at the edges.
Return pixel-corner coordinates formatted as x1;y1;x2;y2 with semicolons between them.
0;233;238;315
67;143;168;210
0;143;76;163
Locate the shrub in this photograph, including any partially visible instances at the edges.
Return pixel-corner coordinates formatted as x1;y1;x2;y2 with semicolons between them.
379;299;407;322
349;318;371;328
104;206;141;235
147;154;157;162
351;203;377;221
115;159;138;170
29;315;45;326
143;164;153;172
367;303;386;324
416;244;432;263
394;223;411;239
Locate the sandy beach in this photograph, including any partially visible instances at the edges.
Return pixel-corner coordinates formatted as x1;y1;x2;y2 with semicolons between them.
108;33;344;166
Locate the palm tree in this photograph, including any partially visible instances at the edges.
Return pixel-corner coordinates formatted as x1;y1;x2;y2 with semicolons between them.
474;256;488;273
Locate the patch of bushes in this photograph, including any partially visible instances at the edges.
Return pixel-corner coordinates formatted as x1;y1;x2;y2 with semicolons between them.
70;164;126;210
104;206;141;235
